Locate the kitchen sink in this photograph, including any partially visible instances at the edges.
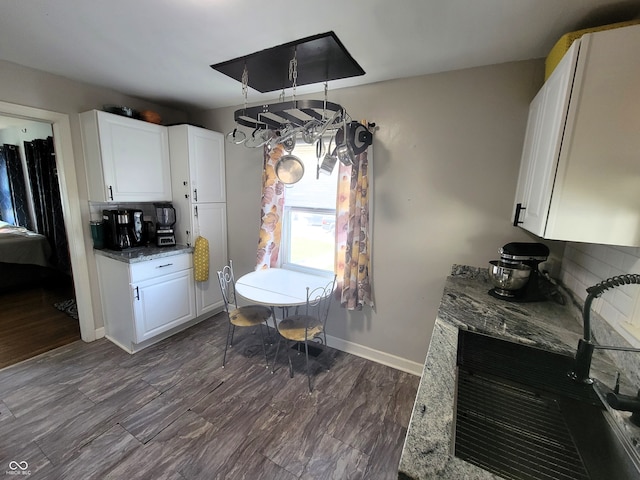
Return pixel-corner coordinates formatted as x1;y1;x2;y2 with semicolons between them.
453;330;640;480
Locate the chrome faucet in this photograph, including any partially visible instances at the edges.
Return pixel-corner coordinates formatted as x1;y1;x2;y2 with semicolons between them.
570;274;640;425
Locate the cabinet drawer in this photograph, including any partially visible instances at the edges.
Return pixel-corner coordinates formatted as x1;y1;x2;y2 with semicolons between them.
130;253;192;283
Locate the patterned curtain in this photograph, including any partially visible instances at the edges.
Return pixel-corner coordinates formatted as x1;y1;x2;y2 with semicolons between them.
335;149;373;310
0;144;33;230
256;144;286;270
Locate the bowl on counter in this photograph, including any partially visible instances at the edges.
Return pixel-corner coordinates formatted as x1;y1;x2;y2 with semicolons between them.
488;260;531;297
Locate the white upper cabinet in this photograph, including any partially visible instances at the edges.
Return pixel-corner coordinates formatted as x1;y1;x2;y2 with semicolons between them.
513;25;640;247
169;124;228;317
80;110;172;202
168;125;226;204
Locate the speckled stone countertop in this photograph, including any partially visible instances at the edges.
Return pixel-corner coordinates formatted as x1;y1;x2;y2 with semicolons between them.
94;244;193;263
399;265;640;479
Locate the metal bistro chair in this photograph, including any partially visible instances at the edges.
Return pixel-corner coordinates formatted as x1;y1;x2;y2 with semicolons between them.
273;275;337;392
217;261;273;368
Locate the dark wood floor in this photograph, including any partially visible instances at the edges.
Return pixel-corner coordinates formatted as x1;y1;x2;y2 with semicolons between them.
0;313;420;479
0;278;80;369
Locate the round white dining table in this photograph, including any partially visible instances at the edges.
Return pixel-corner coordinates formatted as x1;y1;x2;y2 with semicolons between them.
235;268;335;307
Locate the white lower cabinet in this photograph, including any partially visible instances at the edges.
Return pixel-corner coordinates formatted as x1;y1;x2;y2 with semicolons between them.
133;269;196;343
96;252;196;353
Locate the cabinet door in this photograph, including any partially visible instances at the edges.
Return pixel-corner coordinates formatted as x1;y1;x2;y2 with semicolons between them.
546;25;640;245
193;203;227;316
513;41;578;236
96;111;172;202
133;269;196;343
189;128;226;203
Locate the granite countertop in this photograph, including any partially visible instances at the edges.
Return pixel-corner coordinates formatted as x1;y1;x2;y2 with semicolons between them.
399;265;640;479
94;244;193;263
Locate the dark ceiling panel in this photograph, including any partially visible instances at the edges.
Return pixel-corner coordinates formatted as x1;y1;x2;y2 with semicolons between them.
211;31;365;93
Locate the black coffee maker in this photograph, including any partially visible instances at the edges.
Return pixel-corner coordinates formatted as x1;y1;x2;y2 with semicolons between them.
102;209;145;250
489;242;550;302
103;209;130;250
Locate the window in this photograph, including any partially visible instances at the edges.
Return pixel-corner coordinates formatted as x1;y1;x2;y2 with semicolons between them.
281;139;338;274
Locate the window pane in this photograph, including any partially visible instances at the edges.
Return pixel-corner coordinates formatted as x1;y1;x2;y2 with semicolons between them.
289;209;335;271
282;139;338;273
283;143;338;209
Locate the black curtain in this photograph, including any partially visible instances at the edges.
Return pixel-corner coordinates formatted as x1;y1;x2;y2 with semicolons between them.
24;136;70;274
0;144;33;230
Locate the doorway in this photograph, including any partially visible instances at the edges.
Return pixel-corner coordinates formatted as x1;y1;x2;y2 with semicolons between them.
0;117;80;367
0;101;95;367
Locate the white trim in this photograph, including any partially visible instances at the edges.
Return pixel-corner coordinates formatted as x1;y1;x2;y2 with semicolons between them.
95;327;105;339
326;334;423;376
0;101;95;342
106;316;208;354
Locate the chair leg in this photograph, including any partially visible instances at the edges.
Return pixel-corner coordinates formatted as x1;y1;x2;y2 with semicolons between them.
272;334;282;374
258;323;269;369
223;322;233;367
229;324;236;346
304;340;312;393
287;346;294;378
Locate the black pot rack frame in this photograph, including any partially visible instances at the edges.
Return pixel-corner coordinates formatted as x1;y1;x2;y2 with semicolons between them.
234;99;345;131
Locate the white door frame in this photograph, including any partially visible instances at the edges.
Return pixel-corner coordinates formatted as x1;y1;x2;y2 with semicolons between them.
0;101;95;342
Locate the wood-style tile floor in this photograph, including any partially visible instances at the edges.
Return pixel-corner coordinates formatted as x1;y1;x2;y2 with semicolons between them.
0;313;420;479
0;279;80;369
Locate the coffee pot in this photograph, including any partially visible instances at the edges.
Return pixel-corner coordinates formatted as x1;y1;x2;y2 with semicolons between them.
116;210;132;250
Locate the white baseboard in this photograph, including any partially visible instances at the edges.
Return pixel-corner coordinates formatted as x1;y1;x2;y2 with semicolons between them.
95;327;105;339
325;335;423;376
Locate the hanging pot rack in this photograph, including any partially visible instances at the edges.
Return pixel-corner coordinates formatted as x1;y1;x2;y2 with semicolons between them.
234;99;345;131
214;31;374;153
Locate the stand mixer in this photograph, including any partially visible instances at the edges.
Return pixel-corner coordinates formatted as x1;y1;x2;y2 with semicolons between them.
488;242;550;302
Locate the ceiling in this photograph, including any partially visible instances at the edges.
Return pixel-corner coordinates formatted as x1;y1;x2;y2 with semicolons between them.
0;0;638;112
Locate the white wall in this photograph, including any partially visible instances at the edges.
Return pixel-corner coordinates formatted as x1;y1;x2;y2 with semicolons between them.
192;59;564;372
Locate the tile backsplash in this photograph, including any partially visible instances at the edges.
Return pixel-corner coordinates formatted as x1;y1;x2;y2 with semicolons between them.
89;202;158;223
561;242;640;350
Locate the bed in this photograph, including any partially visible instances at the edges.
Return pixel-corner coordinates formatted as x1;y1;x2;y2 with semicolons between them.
0;220;53;290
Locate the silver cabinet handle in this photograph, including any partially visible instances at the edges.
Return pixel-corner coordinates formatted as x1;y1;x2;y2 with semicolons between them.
134;286;140;300
156;263;173;268
108;185;114;200
193;188;198;202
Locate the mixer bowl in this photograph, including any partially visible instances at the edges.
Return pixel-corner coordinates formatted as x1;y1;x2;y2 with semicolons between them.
488;260;531;297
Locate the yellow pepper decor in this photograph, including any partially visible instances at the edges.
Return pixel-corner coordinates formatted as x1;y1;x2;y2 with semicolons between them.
194;236;209;282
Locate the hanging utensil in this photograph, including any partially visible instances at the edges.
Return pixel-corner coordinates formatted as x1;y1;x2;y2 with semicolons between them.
315;137;325;179
303;119;322;144
275;154;305;184
348;122;373;155
244;127;272;148
319;135;337;176
225;127;246;145
335;114;355;166
275;127;304;184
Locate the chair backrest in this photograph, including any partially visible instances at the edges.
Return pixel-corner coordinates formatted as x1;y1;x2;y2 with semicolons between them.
304;275;337;327
217;260;238;313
